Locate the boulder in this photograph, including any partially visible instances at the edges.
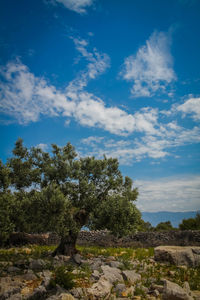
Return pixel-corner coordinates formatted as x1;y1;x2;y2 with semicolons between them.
162;280;193;300
91;270;100;280
7;293;22;300
29;259;46;271
191;290;200;300
72;254;82;265
87;277;112;299
122;270;141;284
70;287;85;298
109;261;123;268
154;246;200;267
114;283;126;296
58;294;76;300
25;285;47;299
101;265;123;283
7;266;20;273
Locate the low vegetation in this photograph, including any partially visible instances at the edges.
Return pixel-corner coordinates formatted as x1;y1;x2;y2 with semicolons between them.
0;244;200;292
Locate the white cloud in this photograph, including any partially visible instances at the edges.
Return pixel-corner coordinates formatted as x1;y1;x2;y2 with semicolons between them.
1;60;199;150
176;97;200;121
74;92;136;135
72;37;110;80
36;143;49;151
0;61;75;124
78;123;200;165
121;31;176;97
81;136;104;145
54;0;94;14
135;175;200;212
0;59;161;136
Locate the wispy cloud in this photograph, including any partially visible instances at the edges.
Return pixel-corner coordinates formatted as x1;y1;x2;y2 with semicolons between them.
72;37;110;80
135;175;200;212
78;123;200;165
54;0;95;14
120;31;176;97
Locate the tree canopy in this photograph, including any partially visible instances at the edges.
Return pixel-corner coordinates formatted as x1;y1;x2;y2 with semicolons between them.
0;138;141;255
179;213;200;230
154;221;174;231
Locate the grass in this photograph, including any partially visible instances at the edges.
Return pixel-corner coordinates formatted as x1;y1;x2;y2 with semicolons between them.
0;245;56;262
77;245;154;260
0;244;200;291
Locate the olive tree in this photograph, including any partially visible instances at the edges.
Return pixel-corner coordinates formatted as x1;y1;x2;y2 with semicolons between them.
1;138;141;256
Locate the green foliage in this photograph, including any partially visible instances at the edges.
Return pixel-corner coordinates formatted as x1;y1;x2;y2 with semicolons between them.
21;184;72;235
154;221;174;231
8;138;35;190
50;266;75;290
179;213;200;230
89;194;141;237
0;160;11;191
138;220;153;232
0;138;141;247
0;192;15;244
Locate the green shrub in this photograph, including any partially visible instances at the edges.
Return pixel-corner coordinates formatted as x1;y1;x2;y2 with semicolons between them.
50;266;75;290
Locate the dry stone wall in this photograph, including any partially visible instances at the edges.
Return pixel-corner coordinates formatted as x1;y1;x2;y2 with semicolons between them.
6;230;200;247
78;230;200;247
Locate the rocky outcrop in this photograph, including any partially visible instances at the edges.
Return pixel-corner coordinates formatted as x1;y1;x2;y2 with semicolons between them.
0;247;200;299
154;246;200;267
87;277;112;299
162;279;193;300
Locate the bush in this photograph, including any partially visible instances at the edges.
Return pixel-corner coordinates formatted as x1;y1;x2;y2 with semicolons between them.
50;266;75;290
179;213;200;230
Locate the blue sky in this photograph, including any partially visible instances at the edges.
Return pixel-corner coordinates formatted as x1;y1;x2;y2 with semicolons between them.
0;0;200;212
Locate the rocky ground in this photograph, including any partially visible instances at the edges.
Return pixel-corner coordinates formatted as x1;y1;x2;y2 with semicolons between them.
0;245;200;299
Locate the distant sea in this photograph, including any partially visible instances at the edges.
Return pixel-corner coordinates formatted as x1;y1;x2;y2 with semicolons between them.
142;211;199;228
81;211;199;231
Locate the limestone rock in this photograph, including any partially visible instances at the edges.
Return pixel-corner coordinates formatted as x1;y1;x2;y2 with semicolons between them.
109;261;123;268
122;270;141;284
58;294;75;300
191;290;200;300
113;283;126;297
70;287;84;298
25;285;46;299
154;246;200;267
22;270;37;281
72;254;82;265
29;259;46;271
90;258;103;271
101;265;123;283
87;277;112;299
91;270;100;280
7;266;20;273
7;293;22;300
162;279;193;300
183;282;191;296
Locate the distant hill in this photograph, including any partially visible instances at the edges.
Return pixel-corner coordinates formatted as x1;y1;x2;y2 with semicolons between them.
142;211;199;228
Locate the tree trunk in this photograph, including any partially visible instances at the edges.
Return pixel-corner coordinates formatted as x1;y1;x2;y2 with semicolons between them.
52;230;78;256
53;209;88;257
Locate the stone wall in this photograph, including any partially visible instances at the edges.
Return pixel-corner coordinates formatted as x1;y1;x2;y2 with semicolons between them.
77;230;200;247
5;230;200;247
